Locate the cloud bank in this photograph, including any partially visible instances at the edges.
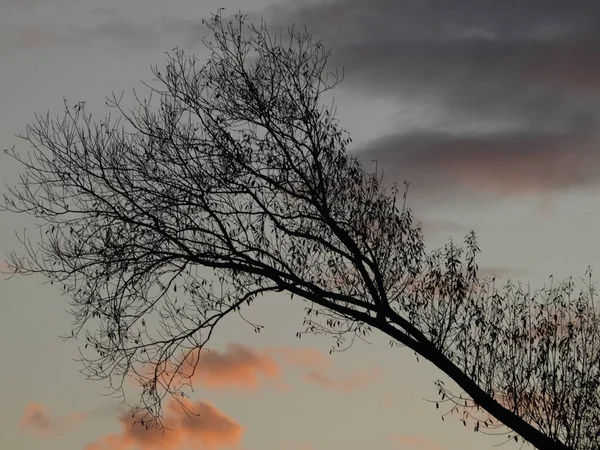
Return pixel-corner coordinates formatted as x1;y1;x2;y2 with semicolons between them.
264;0;600;205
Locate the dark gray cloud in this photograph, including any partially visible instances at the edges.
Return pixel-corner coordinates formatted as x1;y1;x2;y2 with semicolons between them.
263;0;600;202
353;128;600;205
331;38;600;130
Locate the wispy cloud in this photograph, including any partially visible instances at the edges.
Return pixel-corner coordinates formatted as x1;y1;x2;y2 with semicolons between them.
265;346;380;392
19;403;87;437
266;346;329;371
150;344;379;393
302;369;380;391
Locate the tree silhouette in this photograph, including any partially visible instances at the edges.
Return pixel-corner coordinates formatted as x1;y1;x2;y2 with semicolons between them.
2;9;599;450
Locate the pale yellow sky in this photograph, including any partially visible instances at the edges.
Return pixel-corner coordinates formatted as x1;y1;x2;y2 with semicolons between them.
2;1;600;450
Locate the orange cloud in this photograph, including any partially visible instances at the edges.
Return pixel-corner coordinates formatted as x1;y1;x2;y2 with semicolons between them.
393;435;446;450
153;344;378;393
176;343;281;390
20;403;87;437
86;398;243;450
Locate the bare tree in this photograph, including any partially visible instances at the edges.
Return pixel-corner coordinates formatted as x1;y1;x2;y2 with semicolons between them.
2;9;599;450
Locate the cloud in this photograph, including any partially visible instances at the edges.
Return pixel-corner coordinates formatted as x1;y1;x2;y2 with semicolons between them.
393;435;446;450
353;128;600;205
303;369;380;391
267;346;330;370
151;344;378;393
174;343;281;390
268;346;380;391
271;0;600;98
7;1;600;200
88;345;376;450
86;398;243;450
11;1;598;202
20;403;87;437
262;0;600;202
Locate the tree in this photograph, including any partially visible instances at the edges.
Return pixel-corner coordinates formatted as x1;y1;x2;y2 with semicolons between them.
2;10;599;450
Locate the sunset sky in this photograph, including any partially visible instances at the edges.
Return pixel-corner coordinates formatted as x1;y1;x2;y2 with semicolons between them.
2;1;600;450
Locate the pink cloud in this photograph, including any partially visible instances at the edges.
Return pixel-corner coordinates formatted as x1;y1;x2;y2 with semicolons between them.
152;344;378;393
86;398;243;450
175;343;281;390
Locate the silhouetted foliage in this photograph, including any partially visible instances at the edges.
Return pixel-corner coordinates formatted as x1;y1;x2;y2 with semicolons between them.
3;9;598;450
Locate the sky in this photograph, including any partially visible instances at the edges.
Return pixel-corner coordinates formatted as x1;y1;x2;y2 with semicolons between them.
1;1;600;449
